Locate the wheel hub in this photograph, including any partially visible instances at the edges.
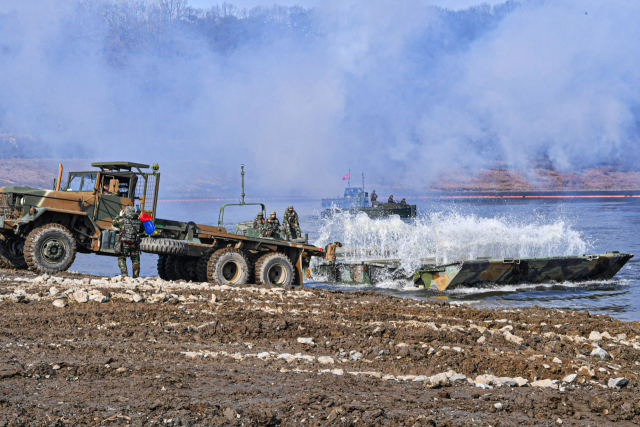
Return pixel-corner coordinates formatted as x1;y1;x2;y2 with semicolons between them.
222;261;239;282
41;238;65;263
6;238;24;258
267;265;286;285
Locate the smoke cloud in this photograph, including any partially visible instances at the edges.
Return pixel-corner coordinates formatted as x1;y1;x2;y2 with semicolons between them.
0;0;639;197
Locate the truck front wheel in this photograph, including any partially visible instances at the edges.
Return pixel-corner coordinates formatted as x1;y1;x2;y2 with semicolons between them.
24;224;77;274
207;248;250;285
255;252;294;286
0;235;27;270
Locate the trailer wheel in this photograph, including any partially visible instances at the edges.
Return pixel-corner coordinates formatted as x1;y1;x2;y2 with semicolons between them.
24;224;77;274
207;248;250;285
164;255;180;281
196;253;212;283
157;255;169;280
0;235;27;270
178;258;198;282
255;252;294;286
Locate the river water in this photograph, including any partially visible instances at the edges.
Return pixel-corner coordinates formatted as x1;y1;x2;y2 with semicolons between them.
70;198;640;321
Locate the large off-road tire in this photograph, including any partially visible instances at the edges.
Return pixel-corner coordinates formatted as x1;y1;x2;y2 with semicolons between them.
207;248;250;285
196;253;212;283
178;257;198;282
0;234;27;270
24;224;77;274
140;238;188;256
255;252;294;286
157;255;169;280
164;255;180;281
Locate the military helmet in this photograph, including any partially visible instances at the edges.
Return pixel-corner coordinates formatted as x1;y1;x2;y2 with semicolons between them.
288;205;294;210
270;211;276;215
257;212;264;217
124;205;135;215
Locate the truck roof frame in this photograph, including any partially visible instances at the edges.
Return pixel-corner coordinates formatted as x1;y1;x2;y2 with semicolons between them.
91;162;150;172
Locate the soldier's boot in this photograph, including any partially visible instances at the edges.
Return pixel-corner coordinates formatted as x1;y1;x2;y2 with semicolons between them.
117;257;129;276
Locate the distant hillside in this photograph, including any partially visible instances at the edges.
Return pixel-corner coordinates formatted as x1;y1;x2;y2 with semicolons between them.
432;165;640;193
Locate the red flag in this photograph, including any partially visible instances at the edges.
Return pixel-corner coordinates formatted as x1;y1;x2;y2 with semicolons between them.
139;212;154;222
342;172;350;181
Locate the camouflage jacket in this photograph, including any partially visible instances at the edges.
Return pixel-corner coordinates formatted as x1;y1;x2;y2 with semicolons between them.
283;211;299;227
253;217;265;229
113;212;143;243
262;218;281;237
370;193;378;202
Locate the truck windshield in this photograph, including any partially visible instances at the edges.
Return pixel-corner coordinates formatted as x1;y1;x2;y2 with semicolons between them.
66;174;83;191
80;174;97;192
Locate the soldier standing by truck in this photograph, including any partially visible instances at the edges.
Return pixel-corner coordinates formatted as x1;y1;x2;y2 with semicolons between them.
370;190;378;203
283;205;302;240
113;206;144;278
262;211;281;238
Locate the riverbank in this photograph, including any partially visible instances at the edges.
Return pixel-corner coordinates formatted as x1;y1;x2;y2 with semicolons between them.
1;269;639;425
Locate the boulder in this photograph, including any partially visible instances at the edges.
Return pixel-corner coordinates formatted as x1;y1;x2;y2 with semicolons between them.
428;372;449;388
589;331;602;341
297;337;315;346
449;373;467;385
73;290;89;303
590;347;610;360
52;299;68;308
562;374;577;383
608;377;628;389
317;356;334;365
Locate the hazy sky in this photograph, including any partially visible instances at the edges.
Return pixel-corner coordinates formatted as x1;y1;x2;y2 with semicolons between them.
188;0;507;11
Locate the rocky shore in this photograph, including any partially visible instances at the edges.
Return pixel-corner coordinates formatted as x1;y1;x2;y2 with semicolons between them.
1;269;640;425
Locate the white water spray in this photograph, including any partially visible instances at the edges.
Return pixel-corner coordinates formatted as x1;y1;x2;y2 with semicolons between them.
313;211;589;274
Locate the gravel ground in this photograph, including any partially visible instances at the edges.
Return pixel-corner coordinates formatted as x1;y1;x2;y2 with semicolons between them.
1;268;640;426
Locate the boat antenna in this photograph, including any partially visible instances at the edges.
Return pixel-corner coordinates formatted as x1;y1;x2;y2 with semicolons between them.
240;164;245;205
362;173;365;192
348;169;351;187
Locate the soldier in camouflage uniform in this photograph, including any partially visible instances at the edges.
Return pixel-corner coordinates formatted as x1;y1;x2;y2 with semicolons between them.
113;206;143;278
253;212;265;229
262;211;281;238
370;190;378;203
283;205;301;240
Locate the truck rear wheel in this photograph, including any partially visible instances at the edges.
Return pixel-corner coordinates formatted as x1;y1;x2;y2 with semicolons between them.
178;258;198;282
255;252;294;286
24;224;77;274
164;255;180;281
196;253;212;283
207;248;250;285
0;235;27;270
157;255;169;280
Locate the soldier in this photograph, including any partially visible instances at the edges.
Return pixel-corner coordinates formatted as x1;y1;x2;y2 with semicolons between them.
400;198;407;207
113;206;143;278
253;212;265;229
262;211;281;238
283;205;302;240
388;195;395;203
370;190;378;203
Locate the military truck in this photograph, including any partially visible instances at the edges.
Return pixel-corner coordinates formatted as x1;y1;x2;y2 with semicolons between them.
140;166;334;287
0;162;161;273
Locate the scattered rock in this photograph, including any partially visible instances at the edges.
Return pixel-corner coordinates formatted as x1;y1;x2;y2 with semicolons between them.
477;336;486;344
577;367;595;377
331;369;344;376
562;374;577;383
590;347;610;360
89;293;109;303
475;383;493;389
297;337;315;346
52;299;68;308
552;357;562;364
531;379;558;389
317;356;334;365
349;351;363;361
494;402;503;410
589;331;602;341
449;373;467;385
73;290;89;303
601;331;612;339
428;373;449;388
543;364;551;369
514;377;529;387
49;286;59;296
608;377;628;389
210;294;218;303
132;294;144;303
504;331;524;345
223;407;237;421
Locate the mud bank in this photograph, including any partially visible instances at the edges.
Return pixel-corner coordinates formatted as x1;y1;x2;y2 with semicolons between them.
1;269;640;426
